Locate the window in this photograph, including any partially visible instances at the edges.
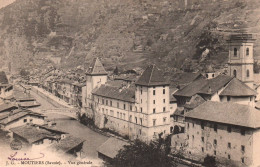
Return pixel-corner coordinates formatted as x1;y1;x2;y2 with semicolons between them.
120;113;122;119
117;102;119;108
187;123;190;129
241;157;245;163
110;110;114;116
163;99;165;103
30;119;33;123
201;121;204;130
102;108;104;114
192;135;194;140
153;119;156;126
227;96;230;101
187;135;189;139
102;99;104;104
163;117;166;123
247;70;250;78
228;142;231;149
139;129;142;135
227;125;232;133
234;48;237;56
163;107;166;112
241;128;246;136
241;145;245;152
135;117;137;124
117;112;119;118
153;100;155;104
98;98;100;103
192;123;194;128
214;139;217;145
124;104;126;110
106;100;108;105
228;154;231;160
141;89;142;95
140;118;142;125
129;115;132;122
163;89;165;94
24;119;27;123
153;90;156;95
202;147;204;152
246;48;249;56
130;105;132;111
214;124;217;132
110;101;112;106
201;137;204;143
214;150;216;155
233;70;237;77
153;108;156;113
140;107;143;113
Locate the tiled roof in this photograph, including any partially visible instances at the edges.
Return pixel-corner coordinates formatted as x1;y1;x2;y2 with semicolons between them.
92;84;135;103
185;101;260;128
220;78;256;96
86;58;107;75
170;72;203;87
0;103;17;113
135;65;169;86
50;135;85;153
174;77;207;97
10;125;61;144
0;110;45;125
97;137;129;159
174;75;233;97
184;94;205;109
198;75;233;95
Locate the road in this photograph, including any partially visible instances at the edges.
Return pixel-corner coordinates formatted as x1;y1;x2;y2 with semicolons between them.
30;88;109;161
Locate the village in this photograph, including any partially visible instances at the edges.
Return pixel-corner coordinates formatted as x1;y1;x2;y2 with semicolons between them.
0;32;260;167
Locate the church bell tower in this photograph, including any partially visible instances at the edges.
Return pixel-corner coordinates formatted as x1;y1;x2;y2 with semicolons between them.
228;33;255;89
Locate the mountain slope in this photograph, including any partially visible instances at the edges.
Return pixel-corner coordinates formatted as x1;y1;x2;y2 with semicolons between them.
0;0;260;74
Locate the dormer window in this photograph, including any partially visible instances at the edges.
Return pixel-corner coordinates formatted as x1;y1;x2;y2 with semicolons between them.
246;48;249;56
233;70;237;77
234;48;237;56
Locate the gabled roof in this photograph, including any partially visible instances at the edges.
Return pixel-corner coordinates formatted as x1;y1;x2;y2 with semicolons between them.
50;135;85;153
174;75;233;97
198;75;233;95
135;65;169;86
97;137;129;159
86;58;107;75
184;94;205;109
185;101;260;129
10;125;63;144
220;78;256;96
0;103;17;113
92;84;135;103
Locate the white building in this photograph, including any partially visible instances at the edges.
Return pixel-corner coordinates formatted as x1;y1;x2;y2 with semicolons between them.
83;58;171;141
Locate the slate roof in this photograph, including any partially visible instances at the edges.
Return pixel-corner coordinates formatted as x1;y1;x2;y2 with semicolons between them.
185;101;260;129
170;72;203;87
220;78;256;96
135;65;169;86
97;137;129;159
86;58;107;75
10;125;61;144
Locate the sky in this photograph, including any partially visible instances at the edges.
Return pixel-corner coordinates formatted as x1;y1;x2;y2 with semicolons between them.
0;0;16;9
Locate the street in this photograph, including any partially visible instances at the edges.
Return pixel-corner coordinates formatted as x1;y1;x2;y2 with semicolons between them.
30;88;109;161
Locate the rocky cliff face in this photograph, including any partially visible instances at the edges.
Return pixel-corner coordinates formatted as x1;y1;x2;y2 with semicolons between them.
0;0;260;74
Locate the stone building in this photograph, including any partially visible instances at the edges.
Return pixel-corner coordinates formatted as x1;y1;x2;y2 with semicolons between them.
83;58;171;141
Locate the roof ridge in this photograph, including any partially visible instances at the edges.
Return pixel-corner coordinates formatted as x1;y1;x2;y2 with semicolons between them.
148;65;155;86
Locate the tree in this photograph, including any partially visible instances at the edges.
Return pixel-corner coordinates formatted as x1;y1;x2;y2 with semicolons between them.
113;66;119;75
113;136;176;167
203;155;217;167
